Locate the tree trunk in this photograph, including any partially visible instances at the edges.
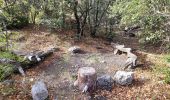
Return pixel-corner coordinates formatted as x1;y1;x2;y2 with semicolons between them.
74;67;97;93
91;27;97;38
73;0;81;37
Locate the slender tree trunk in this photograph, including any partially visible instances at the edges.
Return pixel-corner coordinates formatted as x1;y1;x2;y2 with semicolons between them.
73;0;81;38
2;21;9;51
105;19;108;34
61;1;66;29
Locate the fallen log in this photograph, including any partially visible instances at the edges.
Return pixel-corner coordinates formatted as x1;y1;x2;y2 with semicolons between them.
74;67;97;93
0;48;57;79
111;43;138;69
124;51;137;69
12;48;56;65
111;43;131;55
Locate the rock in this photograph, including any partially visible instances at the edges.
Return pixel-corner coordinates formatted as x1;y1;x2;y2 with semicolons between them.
113;71;134;85
31;81;48;100
68;46;82;54
97;74;114;91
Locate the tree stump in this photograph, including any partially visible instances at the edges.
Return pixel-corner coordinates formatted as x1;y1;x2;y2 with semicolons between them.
74;67;97;93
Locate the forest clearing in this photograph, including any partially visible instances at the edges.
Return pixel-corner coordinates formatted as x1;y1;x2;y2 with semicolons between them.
0;0;170;100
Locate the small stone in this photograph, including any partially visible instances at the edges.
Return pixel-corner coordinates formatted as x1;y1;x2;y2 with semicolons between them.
114;71;134;85
30;78;34;82
68;46;82;54
31;81;48;100
97;74;114;91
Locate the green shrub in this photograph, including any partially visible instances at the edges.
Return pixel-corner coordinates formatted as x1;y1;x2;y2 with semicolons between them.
0;64;14;81
0;51;18;60
7;16;29;29
0;51;26;81
106;32;115;41
154;66;170;84
40;18;64;29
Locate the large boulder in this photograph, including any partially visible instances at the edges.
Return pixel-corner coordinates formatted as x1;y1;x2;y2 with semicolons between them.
113;71;134;85
97;74;114;91
68;46;82;54
31;81;48;100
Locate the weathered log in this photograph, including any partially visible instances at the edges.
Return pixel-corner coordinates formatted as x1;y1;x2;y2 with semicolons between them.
111;43;138;69
74;67;97;93
12;48;56;65
124;51;137;69
112;43;131;55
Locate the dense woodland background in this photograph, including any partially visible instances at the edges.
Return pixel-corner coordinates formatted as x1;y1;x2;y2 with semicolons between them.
0;0;170;99
0;0;170;46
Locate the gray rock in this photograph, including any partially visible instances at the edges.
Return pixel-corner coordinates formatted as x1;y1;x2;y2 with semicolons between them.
68;46;82;53
97;74;114;91
113;71;134;85
31;81;48;100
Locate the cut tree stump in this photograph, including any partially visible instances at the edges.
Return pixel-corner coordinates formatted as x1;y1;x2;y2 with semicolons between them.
74;67;97;93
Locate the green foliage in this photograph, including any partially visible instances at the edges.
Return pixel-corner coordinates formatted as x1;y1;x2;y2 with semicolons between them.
110;0;170;44
0;51;24;62
0;0;29;29
0;51;25;81
0;64;14;81
106;32;115;40
40;18;64;29
0;51;16;59
159;67;170;84
164;69;170;84
153;55;170;84
7;16;29;29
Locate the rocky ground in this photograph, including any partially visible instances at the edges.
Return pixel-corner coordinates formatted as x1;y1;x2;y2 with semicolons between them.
0;26;170;100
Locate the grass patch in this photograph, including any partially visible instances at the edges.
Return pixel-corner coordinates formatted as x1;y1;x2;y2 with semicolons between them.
154;66;170;84
153;54;170;84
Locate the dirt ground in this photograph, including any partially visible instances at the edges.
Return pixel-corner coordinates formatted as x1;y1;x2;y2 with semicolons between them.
1;26;170;100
